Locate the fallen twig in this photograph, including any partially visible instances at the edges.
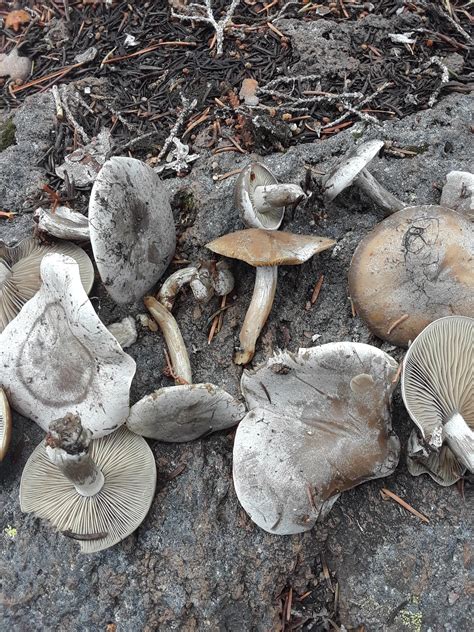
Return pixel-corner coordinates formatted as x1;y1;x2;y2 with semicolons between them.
380;488;429;523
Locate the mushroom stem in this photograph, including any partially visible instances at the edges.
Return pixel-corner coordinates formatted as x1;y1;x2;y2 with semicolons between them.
355;169;405;216
158;266;198;311
235;266;278;365
443;412;474;472
144;295;192;384
253;184;305;214
45;414;105;497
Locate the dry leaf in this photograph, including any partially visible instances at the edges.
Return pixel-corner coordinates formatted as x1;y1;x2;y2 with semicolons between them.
5;10;30;32
239;78;259;106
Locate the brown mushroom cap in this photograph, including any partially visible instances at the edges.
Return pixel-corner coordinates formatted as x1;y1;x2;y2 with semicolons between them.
206;229;336;267
348;205;473;347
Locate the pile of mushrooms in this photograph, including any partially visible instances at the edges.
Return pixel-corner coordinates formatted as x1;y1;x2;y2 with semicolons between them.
1;130;472;553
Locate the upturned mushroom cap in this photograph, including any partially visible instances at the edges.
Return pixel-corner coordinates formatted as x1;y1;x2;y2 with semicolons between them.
323;139;384;200
127;383;246;442
34;206;90;241
348;206;473;347
406;429;465;486
89;156;176;304
206;229;336;266
234;343;400;534
0;253;136;437
234;162;283;229
20;425;156;553
402;316;473;456
0;388;12;461
0;237;94;332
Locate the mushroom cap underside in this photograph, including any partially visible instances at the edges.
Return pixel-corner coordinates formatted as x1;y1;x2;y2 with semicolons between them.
0;388;12;461
206;229;336;266
235;343;400;534
20;426;156;553
407;429;466;486
348;206;474;347
127;383;246;442
234;162;284;229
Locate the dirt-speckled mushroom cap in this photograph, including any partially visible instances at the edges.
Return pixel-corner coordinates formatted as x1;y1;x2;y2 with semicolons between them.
402;316;473;446
234;343;400;535
206;229;336;267
127;383;246;442
20;426;156;554
234;162;284;229
0;388;12;461
0;237;94;332
89;156;176;304
0;253;136;438
406;429;465;486
323;139;384;200
348;206;473;347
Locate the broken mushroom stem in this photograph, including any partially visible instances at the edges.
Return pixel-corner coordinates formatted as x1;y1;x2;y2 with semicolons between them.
355;169;405;216
158;266;199;311
253;184;306;215
235;266;277;365
45;414;104;497
144;295;192;385
443;412;474;472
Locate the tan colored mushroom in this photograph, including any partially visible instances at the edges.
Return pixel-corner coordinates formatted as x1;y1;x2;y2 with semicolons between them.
234;343;400;534
0;388;12;461
206;229;335;364
348;205;473;347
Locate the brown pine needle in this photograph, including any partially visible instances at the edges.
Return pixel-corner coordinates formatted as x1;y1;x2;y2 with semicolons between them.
380;488;429;523
387;313;409;335
286;587;293;622
310;274;324;305
208;314;219;344
103;41;196;65
213;168;242;181
217;294;227;333
321;552;334;592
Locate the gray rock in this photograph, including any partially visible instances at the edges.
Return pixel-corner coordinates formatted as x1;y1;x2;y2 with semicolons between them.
1;93;472;631
441;170;474;220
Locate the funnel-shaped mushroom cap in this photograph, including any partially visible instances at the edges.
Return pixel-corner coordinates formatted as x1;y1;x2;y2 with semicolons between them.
323;139;384;200
406;429;465;486
206;229;336;266
402;316;473;454
348;206;473;347
20;426;156;553
89;157;176;304
234;343;400;534
234;162;283;229
0;388;12;461
0;253;136;437
127;383;246;442
0;237;94;332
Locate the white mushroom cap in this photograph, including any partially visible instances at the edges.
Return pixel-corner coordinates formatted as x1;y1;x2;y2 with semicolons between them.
0;388;12;461
234;162;285;230
0;237;94;332
234;343;400;534
440;171;474;220
20;425;156;553
0;253;136;437
402;316;473;470
127;383;246;442
89;156;176;304
406;429;465;486
323;139;384;200
34;206;90;241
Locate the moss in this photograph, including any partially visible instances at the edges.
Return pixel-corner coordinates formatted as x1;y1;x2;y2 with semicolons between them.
4;524;17;539
0;118;16;152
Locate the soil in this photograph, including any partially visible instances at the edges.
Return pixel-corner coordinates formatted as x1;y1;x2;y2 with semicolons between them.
0;2;473;631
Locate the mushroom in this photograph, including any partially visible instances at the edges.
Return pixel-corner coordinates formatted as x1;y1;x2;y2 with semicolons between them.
206;228;336;364
323;139;404;216
401;316;473;474
0;253;136;437
235;162;306;230
406;430;466;487
0;388;12;461
0;237;94;332
127;383;246;442
20;414;156;553
234;343;400;534
0;48;31;82
348;205;473;347
107;316;137;349
440;171;474;221
89;156;176;304
34;206;90;241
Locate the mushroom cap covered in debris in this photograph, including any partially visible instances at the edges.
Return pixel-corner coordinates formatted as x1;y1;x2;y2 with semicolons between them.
0;237;94;332
0;253;136;437
89;156;176;304
348;205;473;347
127;383;246;442
234;343;400;534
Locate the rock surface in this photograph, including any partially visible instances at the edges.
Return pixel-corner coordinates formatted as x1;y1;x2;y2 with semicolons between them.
1;89;472;630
